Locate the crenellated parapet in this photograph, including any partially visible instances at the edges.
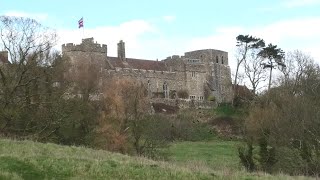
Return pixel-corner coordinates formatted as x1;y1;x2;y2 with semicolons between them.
184;49;228;65
62;37;107;54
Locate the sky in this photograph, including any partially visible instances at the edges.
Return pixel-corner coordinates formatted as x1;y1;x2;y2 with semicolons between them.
1;0;320;71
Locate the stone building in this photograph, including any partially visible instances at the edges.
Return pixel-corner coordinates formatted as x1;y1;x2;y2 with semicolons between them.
62;38;233;103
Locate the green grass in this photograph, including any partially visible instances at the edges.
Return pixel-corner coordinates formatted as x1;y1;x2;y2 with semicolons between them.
214;104;247;118
0;138;212;180
163;139;241;171
0;138;313;180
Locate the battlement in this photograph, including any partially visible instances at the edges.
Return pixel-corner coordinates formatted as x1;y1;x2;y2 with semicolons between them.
62;37;107;54
184;49;229;65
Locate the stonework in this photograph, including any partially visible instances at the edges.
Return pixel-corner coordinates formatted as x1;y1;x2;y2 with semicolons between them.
62;38;233;104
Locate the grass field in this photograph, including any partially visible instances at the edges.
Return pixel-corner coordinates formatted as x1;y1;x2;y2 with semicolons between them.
163;139;241;171
0;138;313;179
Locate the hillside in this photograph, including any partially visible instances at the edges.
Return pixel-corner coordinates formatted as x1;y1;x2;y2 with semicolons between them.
0;138;312;180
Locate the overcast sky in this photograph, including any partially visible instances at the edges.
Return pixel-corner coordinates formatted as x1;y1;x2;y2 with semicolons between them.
1;0;320;71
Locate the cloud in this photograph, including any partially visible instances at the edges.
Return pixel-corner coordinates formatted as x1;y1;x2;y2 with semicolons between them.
250;17;320;62
283;0;320;8
55;15;320;69
162;15;176;23
57;20;157;59
4;11;48;22
178;17;320;70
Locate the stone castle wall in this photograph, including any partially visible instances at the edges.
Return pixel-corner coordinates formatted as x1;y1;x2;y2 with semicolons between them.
62;38;233;104
62;38;107;53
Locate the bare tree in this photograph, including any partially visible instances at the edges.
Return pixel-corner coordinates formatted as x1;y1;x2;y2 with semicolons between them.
242;49;267;94
0;16;57;107
280;50;314;95
0;16;62;138
234;35;265;86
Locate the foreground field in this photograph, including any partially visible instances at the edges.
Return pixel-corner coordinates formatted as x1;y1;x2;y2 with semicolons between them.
0;138;312;179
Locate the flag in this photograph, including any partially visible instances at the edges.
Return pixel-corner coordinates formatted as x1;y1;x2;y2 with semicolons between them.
78;17;83;28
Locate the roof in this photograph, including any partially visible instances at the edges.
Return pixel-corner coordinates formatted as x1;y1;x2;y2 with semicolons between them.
108;56;167;71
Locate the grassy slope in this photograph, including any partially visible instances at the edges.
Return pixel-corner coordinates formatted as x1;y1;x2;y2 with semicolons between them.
164;139;241;171
0;139;312;180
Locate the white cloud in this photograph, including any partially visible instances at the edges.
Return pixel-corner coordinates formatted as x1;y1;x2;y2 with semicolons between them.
57;20;157;59
183;17;320;67
55;16;320;70
283;0;320;8
250;17;320;62
4;11;48;22
162;15;176;23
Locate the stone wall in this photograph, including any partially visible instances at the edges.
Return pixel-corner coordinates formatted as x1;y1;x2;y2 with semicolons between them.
62;38;107;53
151;98;217;109
62;38;233;107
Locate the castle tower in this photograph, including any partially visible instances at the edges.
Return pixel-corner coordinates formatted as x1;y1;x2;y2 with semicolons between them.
117;40;126;61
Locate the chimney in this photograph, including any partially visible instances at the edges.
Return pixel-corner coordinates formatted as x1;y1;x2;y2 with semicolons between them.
0;51;9;64
117;40;126;61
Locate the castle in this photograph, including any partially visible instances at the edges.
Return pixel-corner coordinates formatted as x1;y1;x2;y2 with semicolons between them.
62;38;233;104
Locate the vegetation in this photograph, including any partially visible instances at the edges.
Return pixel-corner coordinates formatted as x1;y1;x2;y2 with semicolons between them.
236;42;320;176
177;89;189;99
164;139;241;171
0;138;313;180
0;16;319;179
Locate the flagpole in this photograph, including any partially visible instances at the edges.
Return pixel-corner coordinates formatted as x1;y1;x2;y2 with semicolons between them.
82;16;84;39
78;17;84;40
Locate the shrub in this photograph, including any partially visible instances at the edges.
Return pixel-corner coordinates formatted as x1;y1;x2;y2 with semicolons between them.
274;147;304;175
258;131;277;173
129;114;172;159
177;89;189;99
238;140;256;172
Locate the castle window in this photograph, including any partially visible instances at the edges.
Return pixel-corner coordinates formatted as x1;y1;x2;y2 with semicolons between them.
163;82;169;98
222;56;224;64
191;71;196;77
189;95;196;100
198;96;204;101
216;56;219;63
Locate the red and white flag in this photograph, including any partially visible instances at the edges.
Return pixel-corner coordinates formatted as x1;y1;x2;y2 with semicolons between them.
78;17;83;28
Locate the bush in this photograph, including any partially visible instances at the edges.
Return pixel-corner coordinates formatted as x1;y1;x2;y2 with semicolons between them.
239;132;278;174
274;147;304;175
238;140;256;172
129;114;172;159
258;131;277;173
177;89;189;99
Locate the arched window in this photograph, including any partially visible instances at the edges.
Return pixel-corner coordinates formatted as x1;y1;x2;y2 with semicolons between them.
163;82;169;98
221;56;224;64
216;56;219;63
